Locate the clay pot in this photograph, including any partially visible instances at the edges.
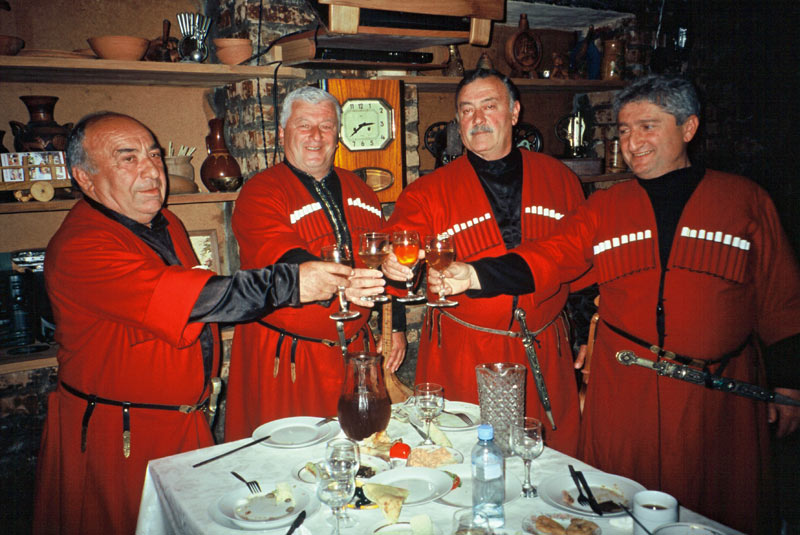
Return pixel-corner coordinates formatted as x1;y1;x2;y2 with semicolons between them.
199;118;242;192
164;155;198;194
87;35;149;61
10;96;74;152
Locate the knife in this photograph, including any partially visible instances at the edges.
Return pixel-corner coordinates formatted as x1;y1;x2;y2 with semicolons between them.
192;435;271;468
407;420;428;441
574;468;604;516
285;510;306;535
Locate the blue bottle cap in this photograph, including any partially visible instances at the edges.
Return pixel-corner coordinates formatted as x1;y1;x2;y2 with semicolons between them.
477;424;494;440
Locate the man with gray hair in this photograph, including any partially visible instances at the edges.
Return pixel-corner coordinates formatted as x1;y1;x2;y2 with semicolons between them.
33;112;381;534
428;74;800;534
225;85;406;440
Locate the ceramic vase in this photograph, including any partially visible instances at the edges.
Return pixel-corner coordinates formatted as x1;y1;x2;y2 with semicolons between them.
9;96;73;152
199;118;242;192
164;155;198;194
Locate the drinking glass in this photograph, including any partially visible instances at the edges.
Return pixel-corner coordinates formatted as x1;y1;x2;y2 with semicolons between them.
323;438;360;528
320;243;360;321
391;230;426;304
414;382;444;445
424;234;458;308
510;417;544;497
316;462;357;535
358;232;391;303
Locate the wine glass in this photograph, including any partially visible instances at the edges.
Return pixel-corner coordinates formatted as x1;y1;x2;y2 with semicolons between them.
358;232;391;303
320;243;360;321
316;462;357;535
323;438;360;528
510;417;544;498
424;234;458;308
391;230;426;304
414;382;444;445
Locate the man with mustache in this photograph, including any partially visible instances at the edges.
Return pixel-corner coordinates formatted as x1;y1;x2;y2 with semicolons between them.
383;69;585;455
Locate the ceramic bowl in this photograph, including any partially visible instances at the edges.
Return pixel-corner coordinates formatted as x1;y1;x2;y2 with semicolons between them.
216;44;252;65
212;38;252;49
87;35;149;61
0;35;25;56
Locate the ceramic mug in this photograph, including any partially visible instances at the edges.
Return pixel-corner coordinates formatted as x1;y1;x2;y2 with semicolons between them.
633;490;679;535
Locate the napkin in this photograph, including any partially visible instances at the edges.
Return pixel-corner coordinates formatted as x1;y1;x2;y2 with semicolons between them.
428;422;452;447
410;514;435;535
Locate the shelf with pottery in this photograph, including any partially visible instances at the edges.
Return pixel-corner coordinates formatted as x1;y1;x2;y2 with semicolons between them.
0;55;303;87
378;75;627;93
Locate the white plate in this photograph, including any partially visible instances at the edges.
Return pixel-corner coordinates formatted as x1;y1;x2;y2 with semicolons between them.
407;400;480;431
539;471;646;517
208;501;314;533
436;463;522;507
371;518;444;535
215;484;319;530
369;467;454;506
252;416;340;448
291;454;390;483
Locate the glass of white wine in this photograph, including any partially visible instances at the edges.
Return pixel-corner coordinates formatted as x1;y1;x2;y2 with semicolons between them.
414;382;444;445
320;243;360;321
324;438;360;528
510;417;544;497
424;233;458;308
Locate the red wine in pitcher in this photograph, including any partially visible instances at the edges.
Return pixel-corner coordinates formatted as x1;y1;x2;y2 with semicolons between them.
337;392;391;441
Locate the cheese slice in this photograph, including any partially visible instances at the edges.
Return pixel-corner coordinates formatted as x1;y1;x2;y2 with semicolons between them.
362;482;409;523
274;482;294;507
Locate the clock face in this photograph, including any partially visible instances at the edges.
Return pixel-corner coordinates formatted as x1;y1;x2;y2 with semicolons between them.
340;98;394;151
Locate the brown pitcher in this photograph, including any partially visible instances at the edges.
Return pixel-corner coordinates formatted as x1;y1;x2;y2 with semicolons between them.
199;118;242;192
10;96;73;152
337;351;391;441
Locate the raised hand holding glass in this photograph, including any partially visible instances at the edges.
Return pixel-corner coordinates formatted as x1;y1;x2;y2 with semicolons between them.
425;233;458;308
320;243;360;321
391;230;426;304
358;232;390;303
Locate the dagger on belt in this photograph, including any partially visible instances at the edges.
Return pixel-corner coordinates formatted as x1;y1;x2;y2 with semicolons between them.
514;308;557;429
616;350;800;407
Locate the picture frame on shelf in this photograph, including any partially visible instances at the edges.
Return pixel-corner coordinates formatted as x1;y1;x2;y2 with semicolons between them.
188;229;221;273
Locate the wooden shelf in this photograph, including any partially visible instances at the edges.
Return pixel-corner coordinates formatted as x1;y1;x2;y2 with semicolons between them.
0;56;303;87
0;344;58;374
385;76;628;93
0;192;238;214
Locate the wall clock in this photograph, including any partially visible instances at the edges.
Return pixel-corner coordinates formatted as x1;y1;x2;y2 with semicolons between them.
326;78;404;203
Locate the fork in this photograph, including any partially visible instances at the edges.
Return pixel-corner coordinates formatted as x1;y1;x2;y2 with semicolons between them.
568;464;590;507
442;409;475;426
231;471;261;494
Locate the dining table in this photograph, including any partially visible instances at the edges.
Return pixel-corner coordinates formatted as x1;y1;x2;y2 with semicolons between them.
136;402;743;535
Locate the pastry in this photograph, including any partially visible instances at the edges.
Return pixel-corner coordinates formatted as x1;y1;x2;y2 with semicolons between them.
534;515;567;535
566;518;599;535
362;482;409;523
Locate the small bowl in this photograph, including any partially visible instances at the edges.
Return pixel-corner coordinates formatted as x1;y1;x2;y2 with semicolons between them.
213;38;252;49
0;35;25;56
216;45;252;65
87;35;149;61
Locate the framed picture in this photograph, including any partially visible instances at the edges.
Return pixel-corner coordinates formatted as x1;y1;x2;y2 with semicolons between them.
188;229;221;273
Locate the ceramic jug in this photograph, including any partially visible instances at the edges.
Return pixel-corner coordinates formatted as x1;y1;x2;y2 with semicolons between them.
199;118;242;192
476;362;526;456
10;96;73;152
337;351;391;441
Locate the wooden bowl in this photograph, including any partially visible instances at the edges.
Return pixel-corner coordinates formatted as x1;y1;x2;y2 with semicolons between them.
213;38;252;49
0;35;25;56
216;45;252;65
87;35;149;61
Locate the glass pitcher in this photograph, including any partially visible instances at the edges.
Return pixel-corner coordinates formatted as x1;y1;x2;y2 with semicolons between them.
475;362;526;456
337;352;391;441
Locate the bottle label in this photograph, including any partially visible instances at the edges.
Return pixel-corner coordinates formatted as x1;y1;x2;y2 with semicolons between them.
484;462;503;480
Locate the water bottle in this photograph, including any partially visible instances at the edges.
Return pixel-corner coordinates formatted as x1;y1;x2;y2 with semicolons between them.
471;424;505;528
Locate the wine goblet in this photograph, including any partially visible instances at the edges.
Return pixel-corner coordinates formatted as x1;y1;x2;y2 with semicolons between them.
424;234;458;308
391;230;426;304
316;462;357;535
323;438;360;528
320;243;360;321
414;382;444;445
510;417;544;498
358;232;391;303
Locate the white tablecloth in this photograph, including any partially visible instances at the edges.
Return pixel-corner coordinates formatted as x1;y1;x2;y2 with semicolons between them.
136;407;742;535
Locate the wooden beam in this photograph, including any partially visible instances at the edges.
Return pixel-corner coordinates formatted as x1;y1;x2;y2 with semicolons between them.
328;5;360;34
469;18;492;46
319;0;504;20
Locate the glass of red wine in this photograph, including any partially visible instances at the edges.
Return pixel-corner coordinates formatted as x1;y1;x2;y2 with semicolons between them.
357;232;391;304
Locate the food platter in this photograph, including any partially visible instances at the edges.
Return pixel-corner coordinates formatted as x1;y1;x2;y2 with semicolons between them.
538;471;646;517
252;416;340;448
214;484;318;530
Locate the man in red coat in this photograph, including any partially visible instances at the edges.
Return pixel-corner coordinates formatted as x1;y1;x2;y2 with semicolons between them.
225;86;406;440
383;70;585;455
429;75;800;534
32;112;380;535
